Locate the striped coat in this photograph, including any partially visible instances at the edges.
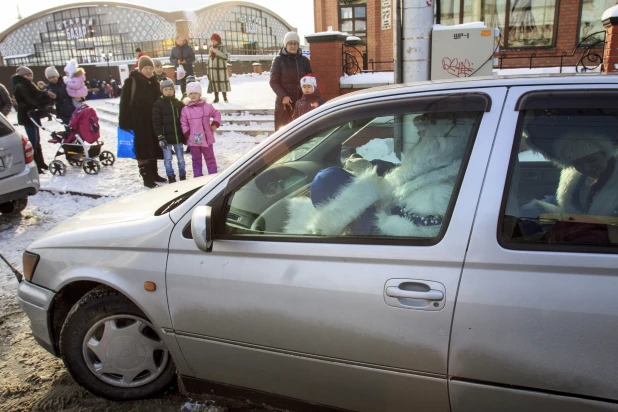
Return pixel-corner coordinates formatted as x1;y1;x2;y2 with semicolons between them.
207;44;231;93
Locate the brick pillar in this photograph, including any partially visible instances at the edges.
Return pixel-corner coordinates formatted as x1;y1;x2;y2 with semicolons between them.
176;20;190;39
305;32;348;101
603;5;618;73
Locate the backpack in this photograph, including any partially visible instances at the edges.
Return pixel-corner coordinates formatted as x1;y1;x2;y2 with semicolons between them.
69;104;100;143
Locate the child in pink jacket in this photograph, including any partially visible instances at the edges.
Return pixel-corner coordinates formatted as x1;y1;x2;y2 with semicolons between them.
181;82;221;176
64;59;88;102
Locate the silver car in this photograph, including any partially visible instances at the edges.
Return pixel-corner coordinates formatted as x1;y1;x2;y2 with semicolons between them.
0;112;39;214
17;75;618;411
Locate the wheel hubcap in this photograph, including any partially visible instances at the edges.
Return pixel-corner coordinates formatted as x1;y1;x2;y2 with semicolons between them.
82;315;168;387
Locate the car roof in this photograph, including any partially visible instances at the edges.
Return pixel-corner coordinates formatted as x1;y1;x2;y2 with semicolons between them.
329;73;618;105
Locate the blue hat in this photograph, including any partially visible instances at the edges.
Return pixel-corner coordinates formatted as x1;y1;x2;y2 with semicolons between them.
310;166;354;208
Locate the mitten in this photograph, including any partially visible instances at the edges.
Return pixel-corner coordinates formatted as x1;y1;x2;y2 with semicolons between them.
158;136;168;149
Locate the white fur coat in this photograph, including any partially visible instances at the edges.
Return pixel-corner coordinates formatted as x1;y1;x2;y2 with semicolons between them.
283;133;468;237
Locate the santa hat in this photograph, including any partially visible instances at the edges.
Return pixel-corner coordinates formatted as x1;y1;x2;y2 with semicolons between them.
186;81;202;95
64;59;78;77
300;74;317;90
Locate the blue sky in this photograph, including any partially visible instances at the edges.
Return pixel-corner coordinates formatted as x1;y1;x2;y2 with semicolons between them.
0;0;315;42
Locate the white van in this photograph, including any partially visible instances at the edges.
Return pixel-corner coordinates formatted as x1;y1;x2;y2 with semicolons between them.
17;75;618;411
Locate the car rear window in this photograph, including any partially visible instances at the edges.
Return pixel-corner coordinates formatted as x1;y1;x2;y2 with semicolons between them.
0;114;15;138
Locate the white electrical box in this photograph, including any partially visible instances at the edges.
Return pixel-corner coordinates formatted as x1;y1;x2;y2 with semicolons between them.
431;23;498;81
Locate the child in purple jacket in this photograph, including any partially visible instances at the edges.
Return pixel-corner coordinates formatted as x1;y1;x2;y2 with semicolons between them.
180;82;221;177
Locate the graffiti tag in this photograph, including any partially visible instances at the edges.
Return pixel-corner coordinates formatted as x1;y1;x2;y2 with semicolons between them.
442;57;474;78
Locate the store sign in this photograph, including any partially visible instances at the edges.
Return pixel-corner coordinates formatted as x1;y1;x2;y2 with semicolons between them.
238;15;260;34
381;0;392;30
57;17;95;40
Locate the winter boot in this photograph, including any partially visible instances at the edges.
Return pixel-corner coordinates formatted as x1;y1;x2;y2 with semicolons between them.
35;144;48;173
150;161;167;183
223;92;228;103
168;175;177;183
139;164;156;189
179;175;186;181
213;92;219;103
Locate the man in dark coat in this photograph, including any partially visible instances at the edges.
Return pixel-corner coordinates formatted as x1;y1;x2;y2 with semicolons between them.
0;82;12;117
12;66;52;173
119;56;165;188
270;31;312;130
44;66;74;124
169;35;195;95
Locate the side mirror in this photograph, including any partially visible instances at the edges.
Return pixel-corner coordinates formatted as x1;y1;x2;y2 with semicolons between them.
191;206;213;252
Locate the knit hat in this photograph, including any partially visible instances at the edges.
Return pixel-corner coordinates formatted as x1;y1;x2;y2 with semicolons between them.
186;81;202;95
185;75;196;84
160;79;175;91
300;74;317;90
64;59;78;77
283;31;300;46
210;33;222;44
138;56;154;71
45;66;60;79
16;66;33;77
152;58;163;68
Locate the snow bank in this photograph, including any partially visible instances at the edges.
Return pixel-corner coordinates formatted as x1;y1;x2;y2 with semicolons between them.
340;72;395;86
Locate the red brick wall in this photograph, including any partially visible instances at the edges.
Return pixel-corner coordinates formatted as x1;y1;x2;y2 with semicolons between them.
315;0;593;71
313;0;394;72
308;39;348;101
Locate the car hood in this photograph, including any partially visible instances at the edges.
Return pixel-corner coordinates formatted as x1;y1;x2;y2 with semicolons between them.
39;176;214;239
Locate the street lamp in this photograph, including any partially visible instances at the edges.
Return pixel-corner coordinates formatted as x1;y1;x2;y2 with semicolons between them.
101;51;113;78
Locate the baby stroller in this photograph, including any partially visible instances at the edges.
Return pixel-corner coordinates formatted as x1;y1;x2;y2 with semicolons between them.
28;106;115;176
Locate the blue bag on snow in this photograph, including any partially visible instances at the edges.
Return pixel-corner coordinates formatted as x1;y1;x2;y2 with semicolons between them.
117;127;136;159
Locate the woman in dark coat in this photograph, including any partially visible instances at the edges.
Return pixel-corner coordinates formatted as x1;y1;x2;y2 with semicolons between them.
119;56;165;188
12;66;52;173
44;66;74;124
269;31;312;130
206;33;231;103
169;35;195;95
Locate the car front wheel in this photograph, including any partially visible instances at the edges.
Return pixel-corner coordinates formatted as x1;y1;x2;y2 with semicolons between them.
0;197;28;214
59;285;176;400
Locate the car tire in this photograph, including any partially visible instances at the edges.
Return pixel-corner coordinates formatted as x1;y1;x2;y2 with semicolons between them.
59;285;176;400
0;197;28;214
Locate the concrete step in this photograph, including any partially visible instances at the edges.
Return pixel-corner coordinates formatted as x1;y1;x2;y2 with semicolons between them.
104;100;275;116
96;111;273;136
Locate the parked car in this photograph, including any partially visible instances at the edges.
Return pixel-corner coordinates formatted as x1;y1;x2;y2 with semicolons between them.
0;112;39;214
16;75;618;411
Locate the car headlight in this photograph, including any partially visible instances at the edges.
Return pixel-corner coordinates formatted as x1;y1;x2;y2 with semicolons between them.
22;251;40;282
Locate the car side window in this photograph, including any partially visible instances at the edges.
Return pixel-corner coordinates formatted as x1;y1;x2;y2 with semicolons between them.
221;97;486;244
502;106;618;251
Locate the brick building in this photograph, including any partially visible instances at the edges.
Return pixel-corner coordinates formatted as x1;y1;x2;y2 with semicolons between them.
314;0;614;71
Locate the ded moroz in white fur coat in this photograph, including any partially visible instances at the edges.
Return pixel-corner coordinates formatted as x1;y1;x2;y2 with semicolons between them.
283;126;469;238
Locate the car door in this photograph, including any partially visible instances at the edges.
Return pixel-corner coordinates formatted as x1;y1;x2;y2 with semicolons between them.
166;87;507;411
450;85;618;412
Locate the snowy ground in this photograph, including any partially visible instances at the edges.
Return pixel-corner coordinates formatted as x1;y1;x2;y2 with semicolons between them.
0;73;285;412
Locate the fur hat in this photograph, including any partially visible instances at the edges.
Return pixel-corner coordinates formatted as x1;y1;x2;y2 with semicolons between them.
300;74;317;90
152;58;163;68
186;81;202;95
138;56;154;71
283;31;300;46
45;66;60;79
16;66;33;77
64;59;78;77
210;33;222;44
160;79;175;91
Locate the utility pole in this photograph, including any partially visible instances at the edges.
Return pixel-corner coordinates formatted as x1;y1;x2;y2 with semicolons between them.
401;0;434;82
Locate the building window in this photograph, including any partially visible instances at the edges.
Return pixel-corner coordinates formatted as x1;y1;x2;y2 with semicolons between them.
579;0;614;44
339;0;367;43
439;0;558;48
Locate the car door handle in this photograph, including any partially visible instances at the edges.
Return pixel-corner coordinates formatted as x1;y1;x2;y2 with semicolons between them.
385;287;444;301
